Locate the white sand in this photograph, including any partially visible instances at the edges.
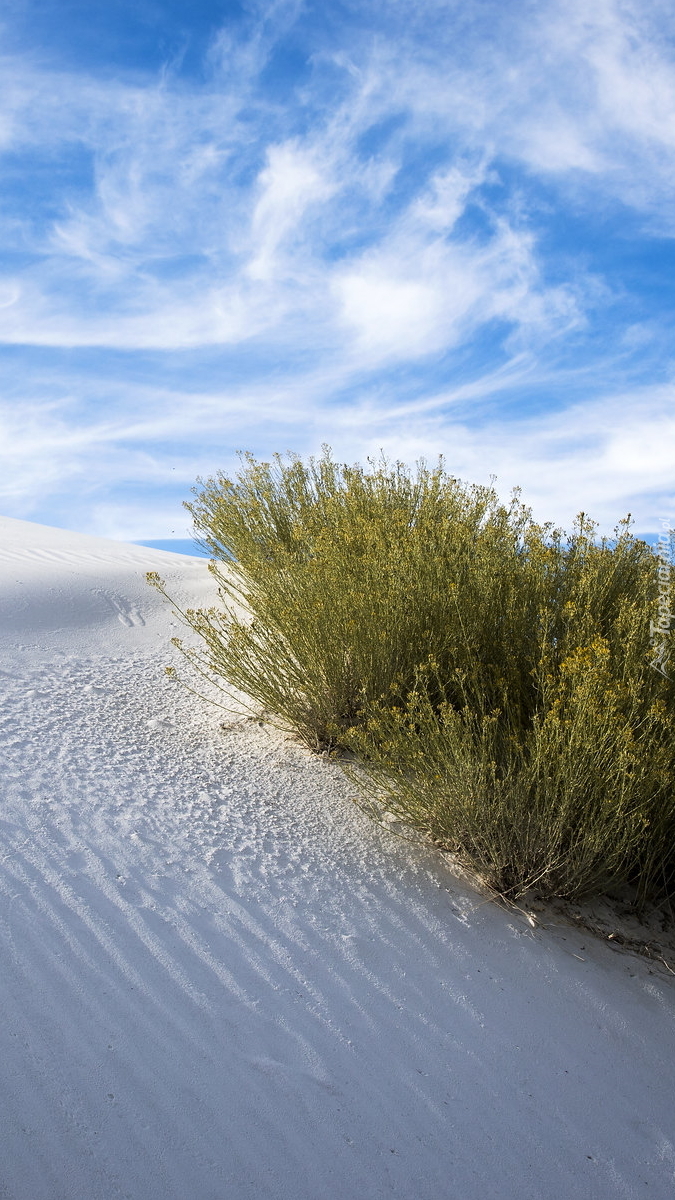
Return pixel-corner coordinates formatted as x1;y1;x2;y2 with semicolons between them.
1;513;674;1200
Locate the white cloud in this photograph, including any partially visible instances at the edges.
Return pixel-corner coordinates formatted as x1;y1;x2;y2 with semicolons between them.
334;264;449;360
2;362;673;538
0;0;673;537
494;0;675;208
411;164;487;233
246;141;338;281
332;213;580;369
335;382;675;533
0;0;666;353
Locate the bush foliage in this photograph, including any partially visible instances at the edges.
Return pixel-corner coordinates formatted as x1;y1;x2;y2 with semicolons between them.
150;448;675;906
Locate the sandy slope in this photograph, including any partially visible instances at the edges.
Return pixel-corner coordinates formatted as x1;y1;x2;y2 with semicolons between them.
0;514;674;1200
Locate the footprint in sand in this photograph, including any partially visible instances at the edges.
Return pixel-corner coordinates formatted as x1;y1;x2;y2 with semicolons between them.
94;590;146;627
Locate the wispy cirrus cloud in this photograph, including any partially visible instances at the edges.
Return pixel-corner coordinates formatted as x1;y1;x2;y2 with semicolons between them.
2;363;673;539
0;0;673;536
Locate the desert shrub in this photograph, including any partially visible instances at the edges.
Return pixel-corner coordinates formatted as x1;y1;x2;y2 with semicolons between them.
149;448;675;904
346;638;675;905
165;449;543;750
344;512;675;904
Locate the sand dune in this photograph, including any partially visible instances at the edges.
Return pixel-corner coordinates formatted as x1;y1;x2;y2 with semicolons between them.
0;514;674;1200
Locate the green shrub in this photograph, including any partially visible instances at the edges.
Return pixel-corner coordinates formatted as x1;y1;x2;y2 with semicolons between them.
149;448;675;905
168;448;541;750
347;641;675;905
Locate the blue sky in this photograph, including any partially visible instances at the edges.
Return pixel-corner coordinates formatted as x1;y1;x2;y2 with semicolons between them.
1;0;674;542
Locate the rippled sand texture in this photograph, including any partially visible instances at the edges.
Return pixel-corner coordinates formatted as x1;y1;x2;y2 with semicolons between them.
1;514;674;1200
